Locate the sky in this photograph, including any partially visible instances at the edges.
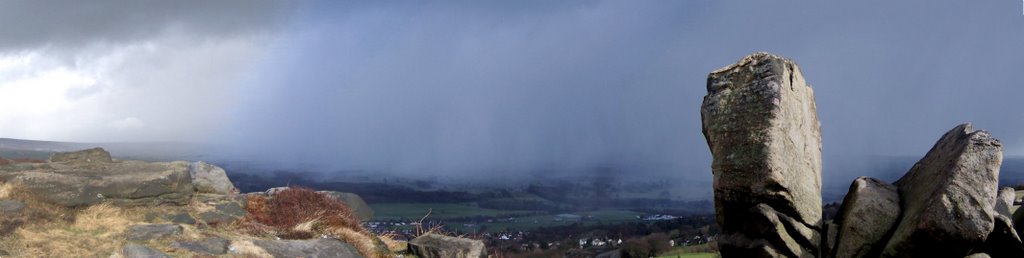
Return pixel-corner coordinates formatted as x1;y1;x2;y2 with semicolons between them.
0;1;1022;195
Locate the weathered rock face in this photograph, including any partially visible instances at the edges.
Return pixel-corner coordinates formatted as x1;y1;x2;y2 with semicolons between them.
833;177;901;258
701;52;822;256
49;147;112;163
1014;197;1024;236
997;187;1016;215
189;161;237;195
881;123;1002;257
0;160;194;207
409;233;488;258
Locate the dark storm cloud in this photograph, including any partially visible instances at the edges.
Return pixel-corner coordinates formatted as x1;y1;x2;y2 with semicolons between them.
216;1;1024;198
0;0;295;52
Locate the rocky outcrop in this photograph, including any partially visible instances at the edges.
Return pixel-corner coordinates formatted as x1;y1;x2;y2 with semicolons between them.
0;160;194;207
0;147;383;257
701;52;822;256
49;147;112;163
833;177;900;258
189;161;237;194
880;124;1002;257
410;233;487;258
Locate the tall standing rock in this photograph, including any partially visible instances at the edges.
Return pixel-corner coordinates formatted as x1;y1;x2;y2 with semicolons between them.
702;52;822;257
881;123;1002;257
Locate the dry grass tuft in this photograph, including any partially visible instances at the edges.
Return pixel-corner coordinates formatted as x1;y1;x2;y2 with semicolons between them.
238;187;391;258
331;226;385;258
13;203;134;257
378;232;407;252
0;181;30;200
0;181;14;199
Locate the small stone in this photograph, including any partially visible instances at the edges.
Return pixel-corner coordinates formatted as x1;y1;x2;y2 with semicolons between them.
126;224;183;241
171;237;229;255
215;202;247;217
0;200;26;214
166;213;197;225
122;243;170;258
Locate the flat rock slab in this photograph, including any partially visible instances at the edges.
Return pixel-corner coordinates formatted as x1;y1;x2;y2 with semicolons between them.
410;233;487;258
0;200;26;214
144;211;196;225
882;124;1002;257
171;237;229;255
122;243;170;258
249;238;364;258
0;160;194;207
198;202;247;226
126;224;183;241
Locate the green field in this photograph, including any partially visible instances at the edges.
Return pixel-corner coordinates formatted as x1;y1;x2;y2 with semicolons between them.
464;209;642;232
371;202;645;233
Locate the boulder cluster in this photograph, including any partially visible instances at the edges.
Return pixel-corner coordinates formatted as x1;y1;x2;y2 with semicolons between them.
702;52;1018;258
0;147;486;258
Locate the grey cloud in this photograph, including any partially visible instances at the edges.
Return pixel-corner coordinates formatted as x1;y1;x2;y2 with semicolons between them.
0;0;296;52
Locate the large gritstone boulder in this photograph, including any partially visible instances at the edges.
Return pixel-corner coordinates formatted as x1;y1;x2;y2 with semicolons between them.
0;157;194;207
189;161;237;195
319;191;374;221
881;123;1002;257
833;177;900;258
701;52;822;257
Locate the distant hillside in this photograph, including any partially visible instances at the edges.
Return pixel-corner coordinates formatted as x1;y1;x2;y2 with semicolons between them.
0;138;204;161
